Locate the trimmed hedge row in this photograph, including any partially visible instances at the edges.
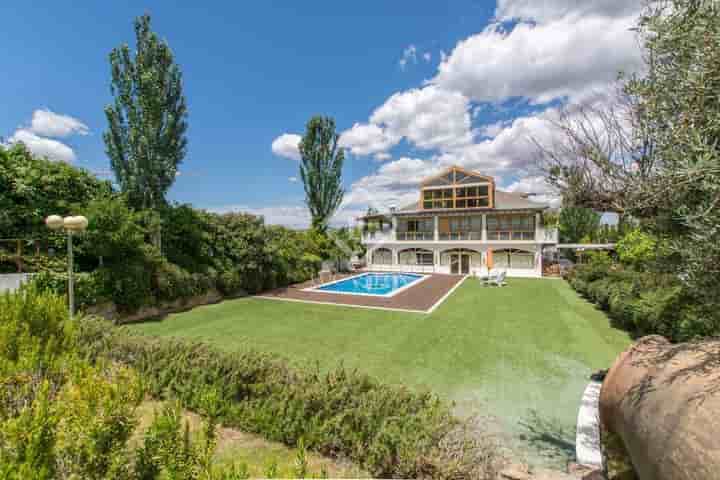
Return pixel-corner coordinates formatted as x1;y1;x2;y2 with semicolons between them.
77;316;499;479
566;255;715;342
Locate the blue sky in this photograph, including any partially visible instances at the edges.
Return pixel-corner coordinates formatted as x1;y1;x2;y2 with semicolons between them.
1;1;642;228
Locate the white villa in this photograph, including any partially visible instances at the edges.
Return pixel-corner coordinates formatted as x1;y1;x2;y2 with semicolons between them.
359;166;559;278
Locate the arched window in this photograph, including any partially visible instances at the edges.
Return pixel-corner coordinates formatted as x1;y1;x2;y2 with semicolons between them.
492;249;535;269
372;248;392;265
398;248;434;266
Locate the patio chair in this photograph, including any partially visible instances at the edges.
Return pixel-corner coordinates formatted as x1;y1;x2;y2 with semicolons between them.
484;270;507;287
315;261;336;284
473;267;490;281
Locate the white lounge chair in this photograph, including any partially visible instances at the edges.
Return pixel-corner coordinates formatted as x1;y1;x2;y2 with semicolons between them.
473;267;490;281
483;270;507;287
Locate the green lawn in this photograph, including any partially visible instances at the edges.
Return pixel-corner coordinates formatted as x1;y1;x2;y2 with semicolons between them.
129;278;630;466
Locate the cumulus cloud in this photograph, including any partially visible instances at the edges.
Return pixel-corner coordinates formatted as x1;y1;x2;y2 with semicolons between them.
6;129;77;162
495;0;642;23
271;133;302;160
432;9;643;103
339;123;399;156
342;157;441;212
370;85;474;151
30;109;89;138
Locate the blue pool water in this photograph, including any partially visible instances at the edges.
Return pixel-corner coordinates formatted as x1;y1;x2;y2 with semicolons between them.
316;273;423;296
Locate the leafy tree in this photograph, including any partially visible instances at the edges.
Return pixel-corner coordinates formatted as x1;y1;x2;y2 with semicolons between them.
103;14;188;247
626;0;720;313
559;207;601;244
78;195;145;268
0;144;111;239
298;116;345;233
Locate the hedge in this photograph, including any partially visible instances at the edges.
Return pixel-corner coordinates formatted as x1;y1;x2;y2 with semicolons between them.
566;255;716;342
77;316;499;479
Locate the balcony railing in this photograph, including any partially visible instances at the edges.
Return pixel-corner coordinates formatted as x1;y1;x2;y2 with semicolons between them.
396;231;434;241
362;231;395;242
487;231;535;241
438;231;482;241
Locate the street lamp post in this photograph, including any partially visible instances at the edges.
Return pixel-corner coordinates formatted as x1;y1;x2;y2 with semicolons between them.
45;215;88;318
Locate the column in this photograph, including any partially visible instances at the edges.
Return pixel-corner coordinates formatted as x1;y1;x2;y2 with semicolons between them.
535;212;543;242
481;214;487;241
537;247;543;277
391;216;398;241
433;216;439;242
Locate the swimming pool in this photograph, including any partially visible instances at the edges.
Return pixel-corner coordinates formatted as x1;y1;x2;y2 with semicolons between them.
311;272;426;297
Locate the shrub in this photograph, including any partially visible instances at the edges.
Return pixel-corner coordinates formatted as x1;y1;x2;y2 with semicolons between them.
77;316;499;479
566;257;720;342
616;229;658;270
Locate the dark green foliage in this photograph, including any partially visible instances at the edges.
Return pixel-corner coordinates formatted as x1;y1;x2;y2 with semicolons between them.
78;195;146;269
103;14;188;212
77;316;497;479
566;254;719;342
0;144;111;240
626;0;720;315
558;207;601;243
299;116;345;232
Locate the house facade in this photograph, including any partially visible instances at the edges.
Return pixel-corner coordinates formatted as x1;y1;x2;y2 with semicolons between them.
359;166;559;277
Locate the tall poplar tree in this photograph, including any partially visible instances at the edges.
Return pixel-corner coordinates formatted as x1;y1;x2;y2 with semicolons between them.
103;14;187;246
299;116;345;232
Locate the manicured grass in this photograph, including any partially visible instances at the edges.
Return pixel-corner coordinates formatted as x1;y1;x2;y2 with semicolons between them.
130;278;630;466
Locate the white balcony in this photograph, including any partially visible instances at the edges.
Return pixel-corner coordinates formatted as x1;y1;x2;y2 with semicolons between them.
362;230;395;243
438;231;482;241
396;231;434;241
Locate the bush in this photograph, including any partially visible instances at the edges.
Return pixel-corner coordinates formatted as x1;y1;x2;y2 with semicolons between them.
77;316;499;479
566;257;719;342
0;288;288;479
616;229;658;270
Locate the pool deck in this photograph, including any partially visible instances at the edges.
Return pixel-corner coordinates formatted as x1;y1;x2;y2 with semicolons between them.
256;272;465;313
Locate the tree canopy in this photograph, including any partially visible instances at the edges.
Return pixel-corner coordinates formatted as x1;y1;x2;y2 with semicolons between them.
298;116;345;232
103;13;188;212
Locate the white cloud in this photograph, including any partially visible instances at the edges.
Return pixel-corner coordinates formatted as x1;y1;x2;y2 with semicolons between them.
503;175;560;207
399;44;417;70
342;157;441;212
423;52;432;63
495;0;642;23
288;176;298;183
271;133;302;160
479;120;511;138
432;11;643;103
339;123;399;156
373;152;392;161
30;109;89;138
370;85;473;151
7;129;76;162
